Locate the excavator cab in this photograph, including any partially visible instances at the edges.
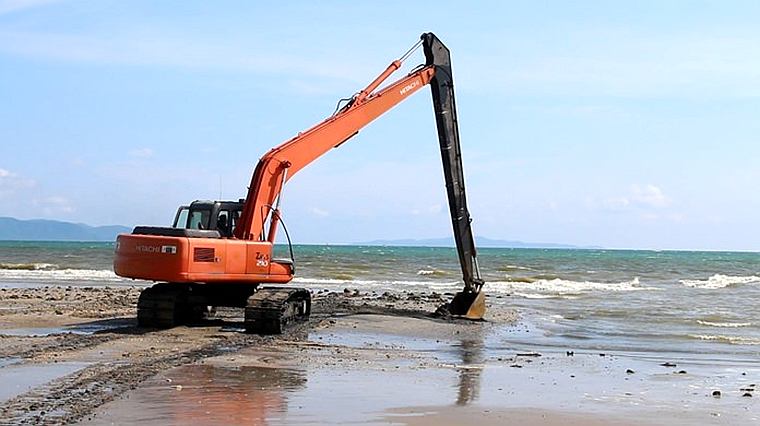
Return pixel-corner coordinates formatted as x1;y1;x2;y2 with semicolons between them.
172;200;243;236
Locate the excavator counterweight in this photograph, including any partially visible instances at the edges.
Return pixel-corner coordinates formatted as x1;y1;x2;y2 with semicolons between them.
113;32;486;332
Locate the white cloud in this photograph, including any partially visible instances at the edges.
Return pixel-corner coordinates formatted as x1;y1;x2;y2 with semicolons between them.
427;204;442;214
0;168;36;197
630;184;670;208
309;207;329;217
129;147;154;158
33;195;74;214
461;30;760;98
0;29;369;84
411;204;442;216
0;0;60;16
603;184;671;211
602;196;630;211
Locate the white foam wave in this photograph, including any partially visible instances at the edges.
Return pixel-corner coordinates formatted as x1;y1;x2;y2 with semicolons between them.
0;262;58;271
0;268;123;282
512;292;564;299
697;320;752;328
416;269;449;277
680;274;760;289
291;277;460;289
502;265;534;271
298;276;656;297
489;277;656;297
292;277;376;286
689;334;760;345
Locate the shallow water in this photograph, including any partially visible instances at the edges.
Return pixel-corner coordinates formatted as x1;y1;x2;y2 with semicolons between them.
1;242;758;359
0;361;90;403
83;322;759;425
0;318;133;337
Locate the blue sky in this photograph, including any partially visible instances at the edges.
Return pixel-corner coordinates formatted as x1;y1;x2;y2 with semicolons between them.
1;1;759;250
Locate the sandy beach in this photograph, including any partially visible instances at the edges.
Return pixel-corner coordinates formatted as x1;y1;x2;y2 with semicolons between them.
0;285;755;425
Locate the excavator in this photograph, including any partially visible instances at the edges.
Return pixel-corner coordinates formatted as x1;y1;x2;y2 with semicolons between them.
113;33;485;334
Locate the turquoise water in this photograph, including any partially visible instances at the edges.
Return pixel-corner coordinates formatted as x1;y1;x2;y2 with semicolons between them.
1;241;758;358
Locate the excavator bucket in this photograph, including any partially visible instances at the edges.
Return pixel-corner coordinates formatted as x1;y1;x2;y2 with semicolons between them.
447;290;486;320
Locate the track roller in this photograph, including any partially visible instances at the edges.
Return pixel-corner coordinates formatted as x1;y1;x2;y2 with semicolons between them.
244;287;311;334
137;283;209;328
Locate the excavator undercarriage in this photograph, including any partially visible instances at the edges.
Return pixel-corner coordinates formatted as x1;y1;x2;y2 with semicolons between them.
115;32;485;334
136;284;311;334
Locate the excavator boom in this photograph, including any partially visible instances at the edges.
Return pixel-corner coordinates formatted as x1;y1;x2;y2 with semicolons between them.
235;63;435;241
114;32;486;332
233;32;485;318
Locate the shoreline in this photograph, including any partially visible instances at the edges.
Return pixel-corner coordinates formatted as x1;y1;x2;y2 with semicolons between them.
0;285;756;425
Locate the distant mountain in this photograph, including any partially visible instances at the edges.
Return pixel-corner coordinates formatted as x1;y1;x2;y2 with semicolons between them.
0;217;131;242
359;236;598;249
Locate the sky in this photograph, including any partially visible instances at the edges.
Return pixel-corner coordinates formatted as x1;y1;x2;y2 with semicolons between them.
1;1;759;250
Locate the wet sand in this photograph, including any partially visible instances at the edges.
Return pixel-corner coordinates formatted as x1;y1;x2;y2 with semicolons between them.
0;286;757;425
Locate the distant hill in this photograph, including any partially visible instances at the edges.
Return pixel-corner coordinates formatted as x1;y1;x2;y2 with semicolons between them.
0;217;131;242
359;236;598;249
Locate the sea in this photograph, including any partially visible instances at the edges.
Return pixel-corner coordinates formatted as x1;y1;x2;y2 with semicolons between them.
1;241;758;360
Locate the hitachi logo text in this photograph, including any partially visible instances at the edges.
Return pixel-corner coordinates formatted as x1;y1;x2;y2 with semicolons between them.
135;245;161;253
135;245;177;254
399;81;419;95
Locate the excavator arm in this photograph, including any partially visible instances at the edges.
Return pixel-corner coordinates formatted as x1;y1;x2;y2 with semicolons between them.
236;32;485;319
424;34;485;318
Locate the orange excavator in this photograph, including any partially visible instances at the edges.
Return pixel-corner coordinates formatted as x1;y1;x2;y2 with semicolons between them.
113;33;485;333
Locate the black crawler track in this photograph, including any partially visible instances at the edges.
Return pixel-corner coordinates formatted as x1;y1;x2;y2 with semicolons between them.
244;287;311;334
136;283;311;334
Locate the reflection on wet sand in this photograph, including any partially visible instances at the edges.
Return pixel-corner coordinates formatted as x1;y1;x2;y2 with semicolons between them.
87;365;307;425
166;365;307;424
454;335;484;406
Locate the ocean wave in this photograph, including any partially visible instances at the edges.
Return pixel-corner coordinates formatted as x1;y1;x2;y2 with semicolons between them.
680;274;760;289
696;320;752;328
296;276;658;297
291;276;460;289
292;277;376;286
0;262;59;271
511;292;568;299
496;265;535;272
489;277;657;297
328;273;355;281
503;276;536;283
0;268;123;282
689;334;760;345
417;269;449;277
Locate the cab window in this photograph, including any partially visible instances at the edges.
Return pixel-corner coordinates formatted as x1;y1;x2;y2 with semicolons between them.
188;209;211;230
216;210;231;236
231;210;241;234
173;207;190;228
